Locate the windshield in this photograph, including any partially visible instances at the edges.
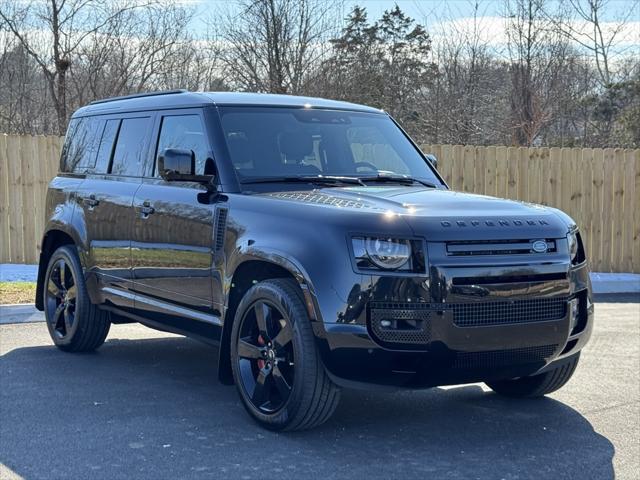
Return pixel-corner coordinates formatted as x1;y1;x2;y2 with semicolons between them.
218;107;441;185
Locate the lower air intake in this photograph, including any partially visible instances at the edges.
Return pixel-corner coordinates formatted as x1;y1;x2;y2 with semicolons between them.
453;297;567;327
453;344;558;369
369;303;432;345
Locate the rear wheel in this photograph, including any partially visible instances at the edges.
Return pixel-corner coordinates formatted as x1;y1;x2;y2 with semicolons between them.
230;278;340;431
486;353;580;398
43;245;110;352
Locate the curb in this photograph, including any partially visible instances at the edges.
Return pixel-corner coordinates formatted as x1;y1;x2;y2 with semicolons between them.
0;304;43;324
590;273;640;295
0;264;38;282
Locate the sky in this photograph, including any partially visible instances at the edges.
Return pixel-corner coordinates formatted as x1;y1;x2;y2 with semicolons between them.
189;0;639;53
192;0;639;24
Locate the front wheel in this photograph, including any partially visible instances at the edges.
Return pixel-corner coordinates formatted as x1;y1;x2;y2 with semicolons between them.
43;245;110;352
486;353;580;398
230;278;340;431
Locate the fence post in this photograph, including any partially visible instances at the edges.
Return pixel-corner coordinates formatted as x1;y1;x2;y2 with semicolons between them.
0;135;10;263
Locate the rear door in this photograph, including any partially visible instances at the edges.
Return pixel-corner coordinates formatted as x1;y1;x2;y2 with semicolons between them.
76;114;153;310
130;109;222;336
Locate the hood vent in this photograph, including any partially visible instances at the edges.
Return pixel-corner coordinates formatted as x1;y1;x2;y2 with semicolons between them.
269;191;370;209
446;239;557;256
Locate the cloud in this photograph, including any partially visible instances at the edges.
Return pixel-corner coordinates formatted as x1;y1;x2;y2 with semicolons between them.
430;15;640;53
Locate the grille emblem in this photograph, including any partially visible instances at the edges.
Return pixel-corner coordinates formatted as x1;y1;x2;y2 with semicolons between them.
532;240;548;253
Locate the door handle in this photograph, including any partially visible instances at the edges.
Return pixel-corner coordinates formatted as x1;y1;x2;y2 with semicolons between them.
140;201;155;217
83;194;99;208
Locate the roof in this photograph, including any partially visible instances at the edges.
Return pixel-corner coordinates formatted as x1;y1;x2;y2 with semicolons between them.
72;90;384;117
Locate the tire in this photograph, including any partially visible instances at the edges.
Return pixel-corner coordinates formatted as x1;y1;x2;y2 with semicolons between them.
230;278;340;431
43;245;110;352
486;353;580;398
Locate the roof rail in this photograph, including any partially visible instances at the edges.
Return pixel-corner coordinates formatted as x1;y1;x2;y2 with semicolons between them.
89;89;189;105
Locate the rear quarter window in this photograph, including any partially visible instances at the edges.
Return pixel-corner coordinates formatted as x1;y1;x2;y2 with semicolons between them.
60;117;104;173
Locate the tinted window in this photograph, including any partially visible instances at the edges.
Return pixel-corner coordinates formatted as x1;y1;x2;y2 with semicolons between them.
94;119;120;174
219;107;439;183
109;117;151;176
347;126;410;174
156;114;209;175
61;117;103;173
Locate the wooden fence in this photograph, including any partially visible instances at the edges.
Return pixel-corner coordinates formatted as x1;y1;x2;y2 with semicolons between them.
1;135;63;265
0;134;638;272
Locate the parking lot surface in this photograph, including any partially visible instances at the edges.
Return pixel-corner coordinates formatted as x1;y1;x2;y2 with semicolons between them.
1;295;638;479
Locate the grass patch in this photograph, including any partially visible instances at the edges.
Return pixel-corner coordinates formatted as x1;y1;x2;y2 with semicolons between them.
0;282;37;305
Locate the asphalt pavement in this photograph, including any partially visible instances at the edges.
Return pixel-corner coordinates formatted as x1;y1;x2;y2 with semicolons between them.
1;295;638;479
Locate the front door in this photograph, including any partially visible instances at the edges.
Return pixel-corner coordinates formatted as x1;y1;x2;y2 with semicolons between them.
130;110;222;337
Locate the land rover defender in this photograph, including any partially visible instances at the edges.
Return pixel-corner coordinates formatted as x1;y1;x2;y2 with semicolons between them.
36;90;593;430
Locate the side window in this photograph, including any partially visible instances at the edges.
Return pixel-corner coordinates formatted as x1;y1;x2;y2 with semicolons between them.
93;119;120;174
347;126;410;174
109;117;151;176
61;117;103;173
156;114;209;175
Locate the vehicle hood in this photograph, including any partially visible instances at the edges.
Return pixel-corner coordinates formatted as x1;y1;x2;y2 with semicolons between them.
262;186;572;241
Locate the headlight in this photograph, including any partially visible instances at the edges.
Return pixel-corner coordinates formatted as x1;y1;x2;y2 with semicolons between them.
352;237;412;270
567;231;578;262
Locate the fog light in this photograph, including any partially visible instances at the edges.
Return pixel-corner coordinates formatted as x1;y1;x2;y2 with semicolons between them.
380;320;392;328
569;298;579;332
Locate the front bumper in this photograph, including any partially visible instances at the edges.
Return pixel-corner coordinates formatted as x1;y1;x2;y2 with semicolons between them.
312;260;593;389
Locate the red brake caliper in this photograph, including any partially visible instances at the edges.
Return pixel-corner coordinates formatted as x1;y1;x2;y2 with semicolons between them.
257;334;266;370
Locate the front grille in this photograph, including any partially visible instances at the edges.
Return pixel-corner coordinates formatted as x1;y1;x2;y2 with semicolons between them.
369;303;432;345
446;239;557;256
452;297;567;327
453;344;558;368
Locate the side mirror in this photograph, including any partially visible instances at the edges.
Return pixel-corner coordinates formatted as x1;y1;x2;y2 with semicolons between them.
158;148;215;185
425;154;438;170
158;148;195;180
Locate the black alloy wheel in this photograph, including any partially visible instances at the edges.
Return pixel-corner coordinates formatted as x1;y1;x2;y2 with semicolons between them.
45;258;78;340
43;245;110;352
236;300;295;413
230;278;340;431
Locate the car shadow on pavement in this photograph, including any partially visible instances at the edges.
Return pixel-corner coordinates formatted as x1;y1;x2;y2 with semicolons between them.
1;335;614;480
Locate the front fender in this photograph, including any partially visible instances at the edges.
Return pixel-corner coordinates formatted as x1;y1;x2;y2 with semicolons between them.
226;247;314;297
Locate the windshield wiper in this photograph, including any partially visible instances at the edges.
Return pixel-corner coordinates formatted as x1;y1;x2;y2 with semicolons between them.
241;174;438;188
357;173;438;188
241;175;366;186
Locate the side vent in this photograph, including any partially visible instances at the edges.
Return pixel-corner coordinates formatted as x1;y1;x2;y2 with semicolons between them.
214;207;228;253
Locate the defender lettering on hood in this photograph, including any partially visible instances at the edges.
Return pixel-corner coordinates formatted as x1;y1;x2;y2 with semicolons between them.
440;219;551;227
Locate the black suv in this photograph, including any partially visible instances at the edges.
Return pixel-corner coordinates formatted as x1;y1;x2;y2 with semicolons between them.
36;90;593;430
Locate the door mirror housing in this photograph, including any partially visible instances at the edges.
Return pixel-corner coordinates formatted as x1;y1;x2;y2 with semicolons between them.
158;148;194;180
158;148;214;184
425;153;438;170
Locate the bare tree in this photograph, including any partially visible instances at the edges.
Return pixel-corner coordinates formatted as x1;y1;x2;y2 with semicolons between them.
218;0;337;94
73;4;199;100
0;0;154;133
504;0;571;146
427;1;511;145
0;0;637;147
548;0;638;86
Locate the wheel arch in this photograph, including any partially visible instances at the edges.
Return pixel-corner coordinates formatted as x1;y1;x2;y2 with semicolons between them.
35;228;82;311
217;253;318;385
